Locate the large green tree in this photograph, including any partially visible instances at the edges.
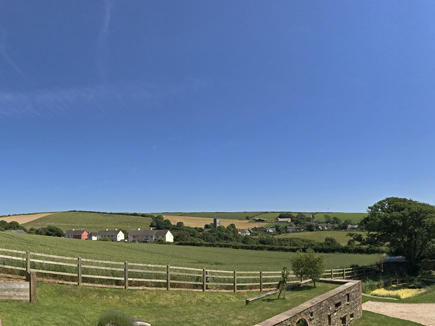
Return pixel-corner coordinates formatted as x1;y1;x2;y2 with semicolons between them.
356;197;435;268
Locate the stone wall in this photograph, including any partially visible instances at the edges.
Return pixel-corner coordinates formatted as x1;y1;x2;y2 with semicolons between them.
254;279;362;326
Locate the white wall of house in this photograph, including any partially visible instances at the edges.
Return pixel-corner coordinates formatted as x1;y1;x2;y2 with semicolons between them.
164;231;174;242
116;231;125;242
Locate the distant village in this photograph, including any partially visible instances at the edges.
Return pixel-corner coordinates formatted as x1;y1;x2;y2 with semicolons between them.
64;228;174;243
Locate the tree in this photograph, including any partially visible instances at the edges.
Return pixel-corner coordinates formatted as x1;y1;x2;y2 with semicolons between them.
306;224;315;232
276;267;290;298
36;225;64;237
355;197;435;269
290;249;326;287
174;230;190;242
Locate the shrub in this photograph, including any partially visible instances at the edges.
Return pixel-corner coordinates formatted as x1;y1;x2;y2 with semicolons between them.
97;310;134;326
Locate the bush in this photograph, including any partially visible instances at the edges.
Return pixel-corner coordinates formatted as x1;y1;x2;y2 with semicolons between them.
362;279;378;293
97;310;134;326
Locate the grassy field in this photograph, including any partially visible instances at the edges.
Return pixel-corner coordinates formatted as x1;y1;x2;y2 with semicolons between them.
0;282;340;326
166;212;264;220
163;215;267;228
0;232;381;270
276;230;366;246
22;211;153;233
313;212;367;224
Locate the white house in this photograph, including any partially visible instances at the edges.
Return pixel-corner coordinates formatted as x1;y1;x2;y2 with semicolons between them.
96;229;125;242
87;232;98;240
128;229;173;243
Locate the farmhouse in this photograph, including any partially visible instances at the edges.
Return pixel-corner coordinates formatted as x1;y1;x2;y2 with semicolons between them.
65;229;88;240
276;217;291;223
97;229;125;242
239;229;252;236
128;229;173;243
287;226;301;232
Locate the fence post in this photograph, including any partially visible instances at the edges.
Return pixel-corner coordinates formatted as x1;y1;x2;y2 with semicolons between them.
26;271;37;304
167;265;171;290
78;257;82;286
202;269;206;292
260;271;263;292
124;261;128;290
330;268;333;279
233;271;237;293
343;268;345;279
26;250;30;273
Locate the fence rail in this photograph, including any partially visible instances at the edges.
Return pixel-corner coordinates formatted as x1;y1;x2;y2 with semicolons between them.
0;248;381;292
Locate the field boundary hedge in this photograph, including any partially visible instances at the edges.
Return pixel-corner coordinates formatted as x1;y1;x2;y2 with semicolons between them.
0;248;381;292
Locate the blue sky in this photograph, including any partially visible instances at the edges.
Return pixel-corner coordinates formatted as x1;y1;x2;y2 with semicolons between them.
1;1;435;215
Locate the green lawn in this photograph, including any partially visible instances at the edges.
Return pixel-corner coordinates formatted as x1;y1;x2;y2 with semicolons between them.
353;311;422;326
22;211;153;233
0;232;380;271
276;230;366;246
0;282;339;326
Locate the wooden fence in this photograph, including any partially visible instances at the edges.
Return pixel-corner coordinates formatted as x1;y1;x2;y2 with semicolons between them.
0;248;381;292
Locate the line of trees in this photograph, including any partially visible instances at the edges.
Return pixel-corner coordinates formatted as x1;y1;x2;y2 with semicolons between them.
147;215;381;254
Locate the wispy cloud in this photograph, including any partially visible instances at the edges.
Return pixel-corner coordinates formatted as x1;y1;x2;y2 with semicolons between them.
0;78;208;118
0;82;154;117
97;0;115;83
0;29;33;83
99;0;115;45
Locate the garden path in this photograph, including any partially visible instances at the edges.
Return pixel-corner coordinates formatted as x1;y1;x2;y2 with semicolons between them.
363;301;435;326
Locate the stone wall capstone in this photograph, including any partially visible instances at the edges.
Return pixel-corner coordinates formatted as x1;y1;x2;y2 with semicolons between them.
254;279;362;326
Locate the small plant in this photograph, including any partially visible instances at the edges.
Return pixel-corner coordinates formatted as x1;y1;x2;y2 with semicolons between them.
277;267;290;298
97;310;135;326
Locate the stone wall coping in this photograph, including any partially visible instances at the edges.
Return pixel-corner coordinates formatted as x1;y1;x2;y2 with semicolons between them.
253;279;361;326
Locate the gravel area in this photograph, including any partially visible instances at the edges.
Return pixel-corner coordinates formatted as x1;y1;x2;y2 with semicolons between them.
363;301;435;326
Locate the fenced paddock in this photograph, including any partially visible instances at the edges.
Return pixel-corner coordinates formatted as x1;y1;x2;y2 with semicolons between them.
0;248;381;292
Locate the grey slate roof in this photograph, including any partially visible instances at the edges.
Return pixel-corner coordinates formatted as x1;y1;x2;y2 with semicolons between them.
98;230;123;237
65;230;87;236
129;230;169;236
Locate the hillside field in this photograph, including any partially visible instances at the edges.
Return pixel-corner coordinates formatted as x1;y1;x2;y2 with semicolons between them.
160;212;366;224
12;211;367;231
162;215;267;228
276;230;366;246
313;212;367;224
0;232;381;270
22;211;153;233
